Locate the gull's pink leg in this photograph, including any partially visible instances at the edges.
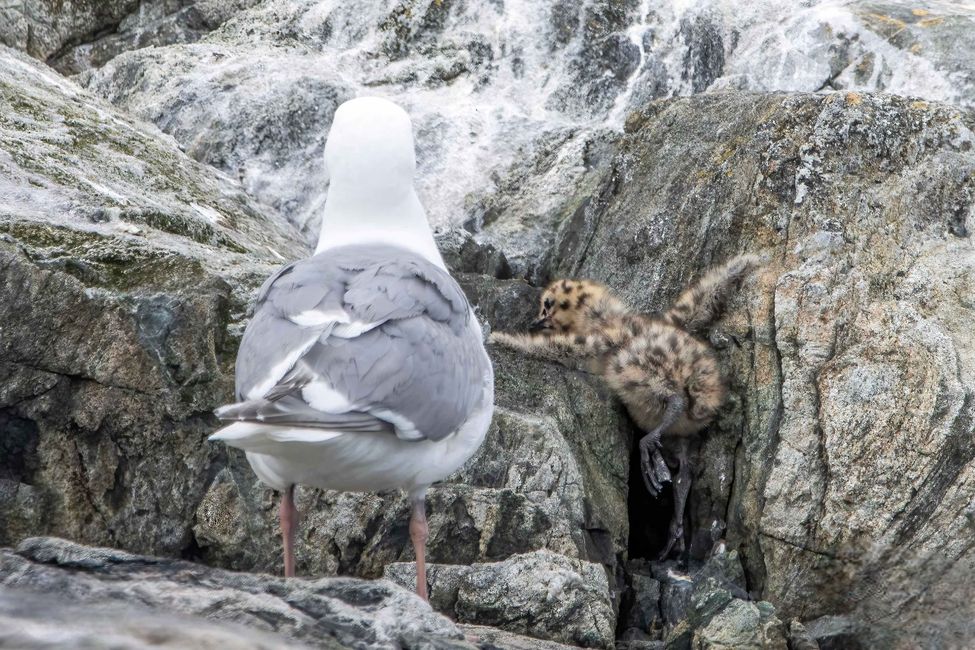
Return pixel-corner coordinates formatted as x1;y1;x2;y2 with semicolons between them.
281;484;298;578
409;497;429;600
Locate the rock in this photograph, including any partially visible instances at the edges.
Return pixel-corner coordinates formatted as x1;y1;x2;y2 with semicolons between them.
76;1;975;262
691;599;786;650
786;620;820;650
714;2;975;109
51;0;264;75
454;273;539;333
0;0;255;72
437;229;513;279
82;41;353;241
386;550;617;649
472;128;622;282
542;91;975;648
79;1;644;240
461;625;585;650
0;0;139;61
803;615;864;650
0;34;637;650
0;588;319;650
0;44;306;557
612;1;975;117
621;566;663;633
0;536;467;649
4;1;975;645
647;552;786;649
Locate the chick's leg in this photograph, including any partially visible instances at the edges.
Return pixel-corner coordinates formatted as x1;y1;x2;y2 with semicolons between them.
639;393;685;497
659;436;693;560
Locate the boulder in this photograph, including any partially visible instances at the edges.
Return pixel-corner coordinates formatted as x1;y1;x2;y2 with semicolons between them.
0;0;258;73
385;550;617;649
77;1;649;241
0;0;140;61
0;44;306;559
0;536;465;649
535;91;975;648
0;589;319;650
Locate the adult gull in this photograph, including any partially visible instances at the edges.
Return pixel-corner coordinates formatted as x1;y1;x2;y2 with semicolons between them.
209;97;495;600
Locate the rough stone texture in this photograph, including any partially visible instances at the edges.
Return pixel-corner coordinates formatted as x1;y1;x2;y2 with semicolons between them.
78;0;647;240
0;588;319;650
538;91;975;648
82;41;352;241
619;562;664;637
642;552;785;650
460;625;584;650
0;44;306;557
0;0;139;60
76;1;975;257
3;3;975;646
0;536;466;649
0;0;257;72
50;0;264;75
385;551;616;649
712;2;975;110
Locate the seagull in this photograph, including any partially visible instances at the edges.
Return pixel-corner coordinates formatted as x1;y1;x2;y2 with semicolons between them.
209;97;495;600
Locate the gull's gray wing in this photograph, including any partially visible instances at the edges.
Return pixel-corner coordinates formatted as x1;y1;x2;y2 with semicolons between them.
215;244;489;442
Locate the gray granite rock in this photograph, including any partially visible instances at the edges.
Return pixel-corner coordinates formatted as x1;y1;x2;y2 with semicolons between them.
0;0;258;73
0;588;323;650
541;91;975;648
0;536;465;649
0;44;305;559
386;550;616;649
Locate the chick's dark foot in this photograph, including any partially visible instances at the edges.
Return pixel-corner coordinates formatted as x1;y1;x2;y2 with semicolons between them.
657;520;685;561
639;438;671;497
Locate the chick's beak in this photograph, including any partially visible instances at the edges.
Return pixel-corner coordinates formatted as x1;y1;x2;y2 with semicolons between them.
529;318;551;333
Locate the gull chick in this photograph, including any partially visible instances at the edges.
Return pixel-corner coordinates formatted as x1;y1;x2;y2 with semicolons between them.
490;255;758;558
210;97;494;599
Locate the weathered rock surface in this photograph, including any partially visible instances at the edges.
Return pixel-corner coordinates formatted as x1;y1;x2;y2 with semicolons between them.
0;589;317;650
78;0;640;239
75;1;975;256
0;44;306;558
0;536;465;649
0;0;257;73
0;0;139;61
385;550;616;649
530;91;974;648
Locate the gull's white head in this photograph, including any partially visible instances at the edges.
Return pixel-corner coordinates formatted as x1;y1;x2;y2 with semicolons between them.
316;97;444;268
325;97;415;198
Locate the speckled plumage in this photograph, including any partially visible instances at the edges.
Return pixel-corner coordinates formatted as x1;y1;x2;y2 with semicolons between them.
490;254;760;558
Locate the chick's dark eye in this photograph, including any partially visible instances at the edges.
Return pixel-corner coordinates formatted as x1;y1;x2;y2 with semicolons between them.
560;301;570;309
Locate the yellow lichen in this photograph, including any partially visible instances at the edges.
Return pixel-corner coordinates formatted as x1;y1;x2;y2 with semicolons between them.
865;13;907;29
